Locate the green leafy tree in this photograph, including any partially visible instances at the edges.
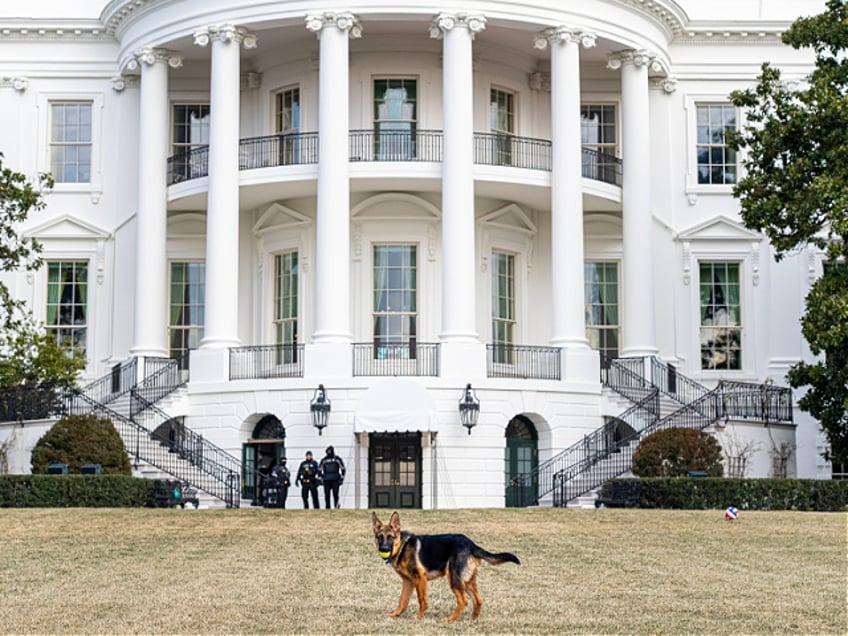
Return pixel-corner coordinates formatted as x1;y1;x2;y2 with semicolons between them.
727;0;848;465
0;153;85;391
632;428;724;478
30;414;132;475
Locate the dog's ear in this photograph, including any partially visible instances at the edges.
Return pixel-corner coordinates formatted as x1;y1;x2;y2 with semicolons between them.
371;511;382;531
389;511;401;532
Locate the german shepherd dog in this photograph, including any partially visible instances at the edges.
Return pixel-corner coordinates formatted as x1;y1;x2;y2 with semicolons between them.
371;511;520;621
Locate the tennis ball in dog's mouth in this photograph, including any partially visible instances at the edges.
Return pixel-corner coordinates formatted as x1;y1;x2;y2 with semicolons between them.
380;551;391;559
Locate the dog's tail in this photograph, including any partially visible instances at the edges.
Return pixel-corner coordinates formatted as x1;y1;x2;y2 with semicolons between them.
474;547;521;566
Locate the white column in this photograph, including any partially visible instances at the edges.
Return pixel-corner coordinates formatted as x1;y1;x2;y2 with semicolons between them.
194;25;257;349
306;12;361;344
536;28;595;349
129;48;182;359
431;13;485;343
609;50;659;358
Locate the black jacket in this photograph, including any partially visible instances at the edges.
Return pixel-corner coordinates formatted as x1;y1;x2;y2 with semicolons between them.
296;459;320;486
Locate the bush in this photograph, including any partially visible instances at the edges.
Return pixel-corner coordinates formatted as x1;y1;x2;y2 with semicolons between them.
0;475;154;507
600;478;848;511
632;427;723;477
30;414;131;475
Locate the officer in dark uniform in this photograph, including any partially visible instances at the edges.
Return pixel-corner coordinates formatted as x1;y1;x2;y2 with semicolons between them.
296;450;320;509
319;445;346;509
270;454;290;509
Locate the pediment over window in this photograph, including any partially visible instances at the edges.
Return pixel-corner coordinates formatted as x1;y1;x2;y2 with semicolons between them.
480;203;537;236
253;202;311;236
24;214;110;240
351;193;440;221
676;215;762;242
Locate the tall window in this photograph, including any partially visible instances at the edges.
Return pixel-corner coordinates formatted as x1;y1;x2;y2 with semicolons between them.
584;262;619;361
46;261;87;353
274;251;299;363
373;245;417;357
169;262;205;360
50;102;92;183
275;87;300;165
491;251;515;363
172;104;210;180
490;88;515;165
581;104;617;181
696;104;737;185
699;262;741;370
374;79;417;160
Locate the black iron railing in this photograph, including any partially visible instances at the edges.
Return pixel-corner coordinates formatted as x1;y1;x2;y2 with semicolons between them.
137;354;189;404
487;344;562;380
473;133;552;171
717;380;794;423
0;386;62;422
349;129;443;162
352;342;440;377
166;130;625;186
229;344;305;380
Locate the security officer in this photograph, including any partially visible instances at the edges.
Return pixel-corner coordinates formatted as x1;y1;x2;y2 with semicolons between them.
295;450;320;509
319;446;346;509
270;454;290;509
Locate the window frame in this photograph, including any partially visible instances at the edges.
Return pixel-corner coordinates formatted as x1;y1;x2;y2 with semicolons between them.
273;250;300;365
684;95;740;195
491;249;516;363
168;260;206;361
38;92;103;195
372;77;418;160
372;243;418;359
698;261;743;372
584;260;620;362
45;260;89;356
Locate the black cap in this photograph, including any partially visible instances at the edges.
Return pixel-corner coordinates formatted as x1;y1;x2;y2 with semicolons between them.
326;446;334;454
306;450;312;456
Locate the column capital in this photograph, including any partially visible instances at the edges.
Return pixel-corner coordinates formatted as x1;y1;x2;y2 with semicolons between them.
606;49;667;75
429;13;487;40
534;26;596;50
305;12;363;38
651;76;678;93
193;24;258;49
124;47;183;73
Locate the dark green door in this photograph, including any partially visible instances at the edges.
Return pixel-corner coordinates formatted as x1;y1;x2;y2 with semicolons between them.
369;432;421;509
505;416;538;507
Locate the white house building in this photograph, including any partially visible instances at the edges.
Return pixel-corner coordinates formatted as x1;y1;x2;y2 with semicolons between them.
0;0;835;508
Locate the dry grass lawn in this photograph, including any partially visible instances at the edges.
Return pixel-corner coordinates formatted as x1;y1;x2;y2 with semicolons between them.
0;507;845;635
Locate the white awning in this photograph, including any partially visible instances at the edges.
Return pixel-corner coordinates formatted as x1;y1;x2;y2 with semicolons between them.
354;378;438;433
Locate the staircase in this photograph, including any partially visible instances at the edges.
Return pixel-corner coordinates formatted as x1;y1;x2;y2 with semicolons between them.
508;356;794;508
62;354;243;508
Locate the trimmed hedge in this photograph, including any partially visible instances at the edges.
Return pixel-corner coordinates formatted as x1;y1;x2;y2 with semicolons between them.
599;478;848;512
0;475;155;507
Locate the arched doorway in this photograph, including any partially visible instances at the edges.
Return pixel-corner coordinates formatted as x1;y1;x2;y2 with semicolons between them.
242;415;285;504
505;415;538;507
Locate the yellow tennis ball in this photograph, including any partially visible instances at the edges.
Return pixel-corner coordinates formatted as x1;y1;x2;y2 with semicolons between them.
380;551;391;559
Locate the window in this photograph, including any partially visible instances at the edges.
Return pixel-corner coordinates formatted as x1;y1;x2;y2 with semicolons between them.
581;104;617;182
696;104;737;185
374;79;417;160
584;262;619;361
275;87;300;165
699;262;741;370
49;102;92;183
274;251;299;364
490;88;515;165
46;261;87;353
172;104;210;180
373;245;417;357
169;262;205;360
491;251;515;363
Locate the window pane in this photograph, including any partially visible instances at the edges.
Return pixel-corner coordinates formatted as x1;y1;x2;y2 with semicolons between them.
699;262;742;370
46;261;87;354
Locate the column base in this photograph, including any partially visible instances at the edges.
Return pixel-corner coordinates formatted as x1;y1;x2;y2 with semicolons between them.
305;342;354;381
439;341;486;381
561;346;601;391
189;348;231;384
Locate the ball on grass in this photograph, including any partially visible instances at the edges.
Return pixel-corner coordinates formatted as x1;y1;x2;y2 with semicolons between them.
725;506;739;520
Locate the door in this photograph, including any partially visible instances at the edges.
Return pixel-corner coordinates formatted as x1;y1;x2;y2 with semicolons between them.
369;432;421;509
505;416;538;507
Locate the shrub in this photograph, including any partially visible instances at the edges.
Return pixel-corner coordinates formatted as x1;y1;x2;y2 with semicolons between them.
632;427;723;477
0;475;154;507
30;414;131;475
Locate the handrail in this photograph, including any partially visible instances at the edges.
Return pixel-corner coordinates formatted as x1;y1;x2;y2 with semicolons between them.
165;130;625;186
507;389;659;505
352;342;440;377
487;344;561;380
229;344;305;380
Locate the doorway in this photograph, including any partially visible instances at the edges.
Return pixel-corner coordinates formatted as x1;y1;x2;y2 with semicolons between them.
505;415;538;507
242;415;285;503
369;432;421;509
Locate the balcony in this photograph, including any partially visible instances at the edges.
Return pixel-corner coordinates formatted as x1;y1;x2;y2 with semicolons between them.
352;342;440;377
487;344;562;380
229;344;305;381
166;131;622;187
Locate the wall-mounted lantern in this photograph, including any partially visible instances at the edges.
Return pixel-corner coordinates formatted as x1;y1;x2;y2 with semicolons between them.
458;383;480;435
310;384;331;435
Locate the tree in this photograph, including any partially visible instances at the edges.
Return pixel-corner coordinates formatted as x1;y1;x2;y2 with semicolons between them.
631;428;724;478
0;153;85;392
727;0;848;465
